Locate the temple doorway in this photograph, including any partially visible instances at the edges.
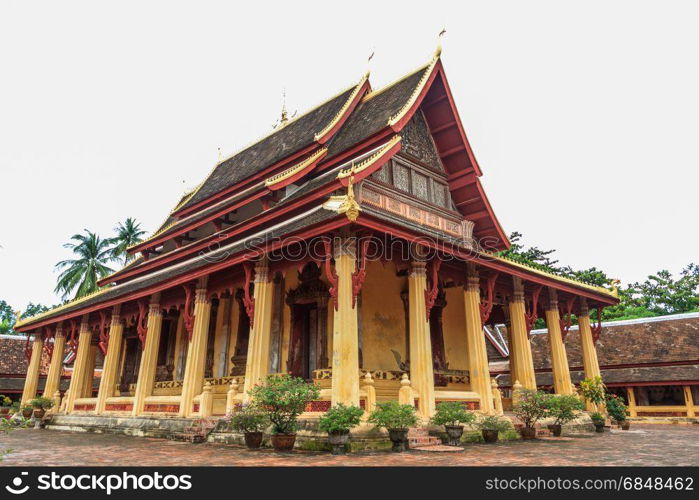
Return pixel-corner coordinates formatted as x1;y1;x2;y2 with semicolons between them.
286;263;329;380
119;335;141;394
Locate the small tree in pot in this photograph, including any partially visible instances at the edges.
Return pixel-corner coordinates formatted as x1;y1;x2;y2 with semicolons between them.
590;412;606;432
512;389;548;439
28;397;54;419
228;403;269;449
430;401;475;446
319;403;364;455
249;374;320;451
476;415;511;443
605;395;630;430
543;394;585;436
367;401;418;452
0;395;11;417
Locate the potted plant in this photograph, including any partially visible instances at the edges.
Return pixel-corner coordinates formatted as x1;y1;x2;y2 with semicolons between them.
512;388;548;439
0;395;11;417
249;374;320;452
590;412;606;432
367;401;418;452
229;403;269;449
476;415;511;443
605;394;630;430
20;405;33;419
318;403;364;455
544;394;585;436
430;401;475;446
28;397;54;419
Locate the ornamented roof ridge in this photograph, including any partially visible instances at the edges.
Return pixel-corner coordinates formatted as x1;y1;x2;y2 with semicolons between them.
337;135;402;179
387;53;440;127
15;286;112;329
479;250;619;298
361;61;431;104
314;72;370;143
264;147;328;188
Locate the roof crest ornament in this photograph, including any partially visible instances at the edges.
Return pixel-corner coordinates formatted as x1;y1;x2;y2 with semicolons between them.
313;72;370;143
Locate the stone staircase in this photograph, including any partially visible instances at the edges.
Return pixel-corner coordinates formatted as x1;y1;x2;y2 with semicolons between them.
408;427;462;452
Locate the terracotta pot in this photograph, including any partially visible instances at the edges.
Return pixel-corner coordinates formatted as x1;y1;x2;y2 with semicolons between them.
520;427;537;440
244;432;263;449
33;408;46;420
270;433;296;451
21;408;33;419
327;430;350;455
482;429;499;443
620;421;630;431
388;428;409;452
547;424;562;437
0;407;9;417
445;425;464;446
594;423;605;433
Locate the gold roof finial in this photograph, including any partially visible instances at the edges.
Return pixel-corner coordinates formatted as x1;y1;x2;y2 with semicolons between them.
366;48;375;77
280;87;289;126
339;169;360;222
217;147;222;164
436;27;446;58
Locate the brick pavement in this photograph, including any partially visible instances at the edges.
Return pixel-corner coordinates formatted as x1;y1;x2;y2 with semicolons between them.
1;425;697;466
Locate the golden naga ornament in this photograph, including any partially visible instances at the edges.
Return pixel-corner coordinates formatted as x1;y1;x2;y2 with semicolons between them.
339;174;360;222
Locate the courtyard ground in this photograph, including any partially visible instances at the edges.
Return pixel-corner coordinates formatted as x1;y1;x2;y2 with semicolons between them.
1;424;697;466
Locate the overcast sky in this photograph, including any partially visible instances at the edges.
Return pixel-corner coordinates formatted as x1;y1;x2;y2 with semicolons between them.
1;1;697;310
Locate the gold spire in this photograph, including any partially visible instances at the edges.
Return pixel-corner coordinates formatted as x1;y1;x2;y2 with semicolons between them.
280;88;289;126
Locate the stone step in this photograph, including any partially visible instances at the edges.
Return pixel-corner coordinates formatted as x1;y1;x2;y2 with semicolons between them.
412;445;464;453
407;427;430;437
408;436;442;447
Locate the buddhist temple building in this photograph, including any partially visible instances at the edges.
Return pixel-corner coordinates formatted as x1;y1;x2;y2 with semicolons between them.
15;49;619;425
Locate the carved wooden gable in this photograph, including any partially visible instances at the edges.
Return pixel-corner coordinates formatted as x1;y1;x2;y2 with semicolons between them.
401;110;444;172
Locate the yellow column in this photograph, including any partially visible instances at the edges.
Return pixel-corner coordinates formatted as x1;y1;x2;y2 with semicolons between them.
578;299;601;380
684;386;695;418
20;332;44;406
43;325;66;400
464;264;494;413
243;260;275;397
96;307;124;413
507;277;537;390
82;344;97;398
132;296;163;416
330;238;360;407
544;289;574;395
180;279;212;417
626;387;637;417
407;259;435;418
66;317;92;412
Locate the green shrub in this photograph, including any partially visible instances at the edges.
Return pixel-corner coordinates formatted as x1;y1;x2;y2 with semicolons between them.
318;404;364;433
249;374;320;435
513;389;548;428
605;394;628;422
544;394;585;425
476;415;511;432
0;395;11;408
579;376;606;405
430;401;476;427
367;401;418;430
28;396;54;410
228;403;269;433
590;412;605;425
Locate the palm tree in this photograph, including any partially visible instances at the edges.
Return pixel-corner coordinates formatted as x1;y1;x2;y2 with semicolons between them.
54;230;114;300
110;218;147;265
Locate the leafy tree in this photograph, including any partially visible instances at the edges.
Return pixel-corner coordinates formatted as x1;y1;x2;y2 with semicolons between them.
54;230;114;300
110;218;147;265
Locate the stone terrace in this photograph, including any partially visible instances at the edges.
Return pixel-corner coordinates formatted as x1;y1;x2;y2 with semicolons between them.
1;425;697;466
